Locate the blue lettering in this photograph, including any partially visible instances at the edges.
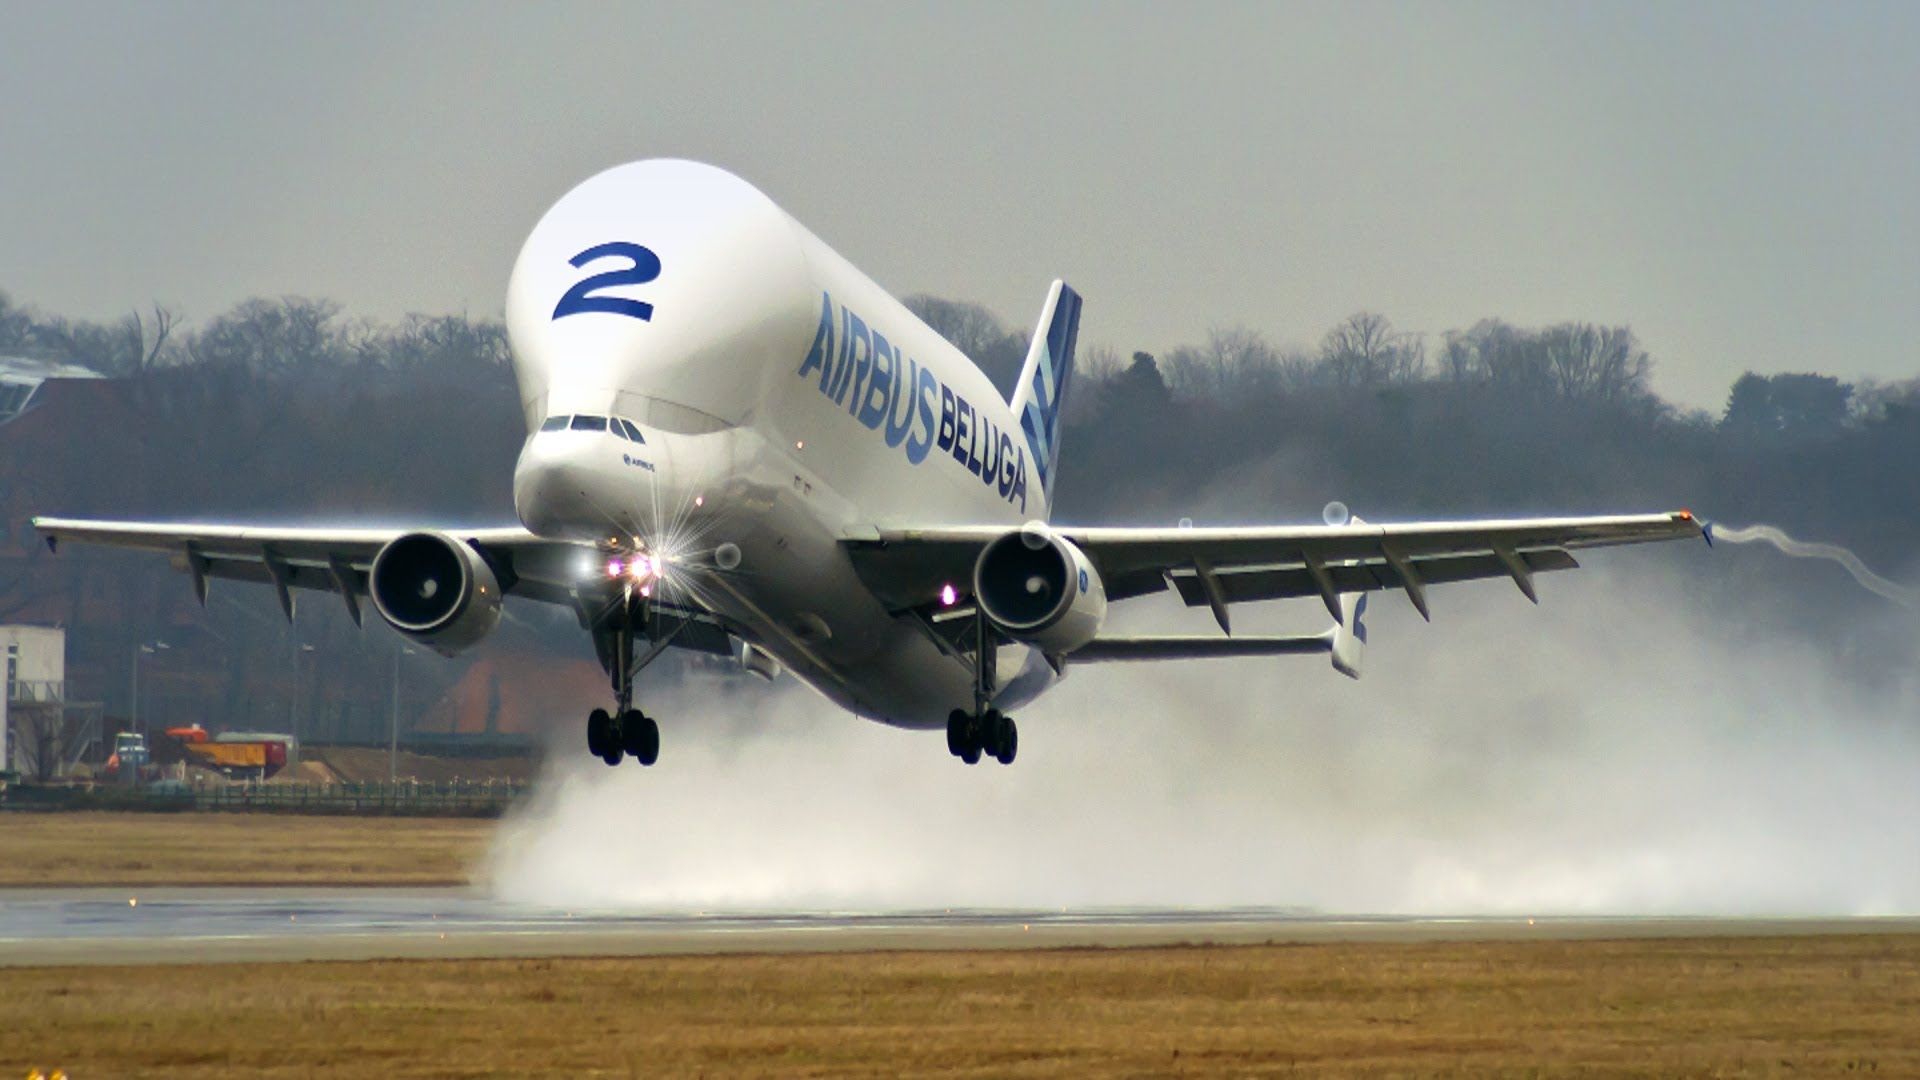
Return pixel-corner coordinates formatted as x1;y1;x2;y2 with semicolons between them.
858;332;892;430
978;415;999;485
883;351;916;448
906;366;936;464
552;242;661;322
953;396;974;470
797;292;834;392
793;296;1033;510
828;308;850;400
835;311;869;407
938;385;957;451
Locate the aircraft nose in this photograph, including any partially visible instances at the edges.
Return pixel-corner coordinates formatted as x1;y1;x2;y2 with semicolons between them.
514;428;656;542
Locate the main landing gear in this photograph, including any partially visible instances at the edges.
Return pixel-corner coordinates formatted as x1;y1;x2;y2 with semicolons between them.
586;707;659;767
947;602;1018;766
947;707;1017;765
583;585;665;768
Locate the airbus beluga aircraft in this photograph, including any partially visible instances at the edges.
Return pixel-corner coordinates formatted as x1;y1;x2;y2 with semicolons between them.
34;159;1704;768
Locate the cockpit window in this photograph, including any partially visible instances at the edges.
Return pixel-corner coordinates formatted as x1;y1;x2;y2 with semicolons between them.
618;418;646;443
570;414;608;432
540;415;569;432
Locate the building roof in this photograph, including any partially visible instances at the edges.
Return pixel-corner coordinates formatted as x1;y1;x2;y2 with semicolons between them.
0;355;104;425
0;356;103;382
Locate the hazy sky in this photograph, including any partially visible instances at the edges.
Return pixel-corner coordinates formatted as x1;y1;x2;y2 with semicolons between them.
2;1;1915;409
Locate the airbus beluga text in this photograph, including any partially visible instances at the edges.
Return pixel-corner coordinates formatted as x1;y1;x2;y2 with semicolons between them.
34;159;1705;768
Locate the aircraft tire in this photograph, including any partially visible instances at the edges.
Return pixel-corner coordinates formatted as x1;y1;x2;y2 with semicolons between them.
600;745;623;767
980;709;1005;759
587;708;612;758
994;716;1017;766
623;710;660;766
960;741;982;765
946;710;969;756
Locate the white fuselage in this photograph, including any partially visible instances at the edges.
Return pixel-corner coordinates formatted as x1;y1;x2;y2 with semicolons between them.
505;160;1050;728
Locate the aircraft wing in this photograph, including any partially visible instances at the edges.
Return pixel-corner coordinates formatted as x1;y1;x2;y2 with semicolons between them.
843;510;1705;626
29;516;736;654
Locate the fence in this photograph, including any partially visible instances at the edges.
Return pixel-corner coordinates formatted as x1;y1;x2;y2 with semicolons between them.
1;778;529;817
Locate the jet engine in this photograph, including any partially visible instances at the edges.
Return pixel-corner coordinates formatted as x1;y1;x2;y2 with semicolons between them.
972;525;1107;655
368;532;504;655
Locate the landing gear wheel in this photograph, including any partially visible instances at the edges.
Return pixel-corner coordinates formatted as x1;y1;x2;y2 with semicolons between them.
586;708;612;759
621;709;660;766
946;709;969;757
960;739;982;765
600;745;623;767
993;715;1018;766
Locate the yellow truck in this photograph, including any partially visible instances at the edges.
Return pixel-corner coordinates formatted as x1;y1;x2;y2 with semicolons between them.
165;726;293;779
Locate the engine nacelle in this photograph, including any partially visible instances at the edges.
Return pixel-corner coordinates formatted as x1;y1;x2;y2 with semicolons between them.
972;526;1107;655
368;532;504;656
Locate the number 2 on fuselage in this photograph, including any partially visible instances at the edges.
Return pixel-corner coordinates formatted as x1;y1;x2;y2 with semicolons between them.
551;242;661;322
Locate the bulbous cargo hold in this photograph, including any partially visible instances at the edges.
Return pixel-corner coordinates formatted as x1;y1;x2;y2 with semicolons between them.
368;532;504;655
503;158;826;437
972;527;1107;655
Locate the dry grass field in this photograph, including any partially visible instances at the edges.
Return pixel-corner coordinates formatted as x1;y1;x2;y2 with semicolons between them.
5;936;1918;1077
0;812;490;886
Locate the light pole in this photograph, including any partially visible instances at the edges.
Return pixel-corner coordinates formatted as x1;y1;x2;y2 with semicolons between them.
130;641;169;742
390;645;417;782
289;642;315;739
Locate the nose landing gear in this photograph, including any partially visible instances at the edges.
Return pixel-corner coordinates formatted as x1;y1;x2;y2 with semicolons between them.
583;583;674;767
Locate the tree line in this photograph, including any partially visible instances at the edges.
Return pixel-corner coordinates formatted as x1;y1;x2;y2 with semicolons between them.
4;285;1916;742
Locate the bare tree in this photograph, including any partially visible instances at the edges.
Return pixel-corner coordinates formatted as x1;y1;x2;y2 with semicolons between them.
1543;323;1650;405
1319;312;1424;387
125;304;179;376
1165;325;1281;399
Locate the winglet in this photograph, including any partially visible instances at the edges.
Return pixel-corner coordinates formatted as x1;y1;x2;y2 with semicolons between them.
1329;592;1368;679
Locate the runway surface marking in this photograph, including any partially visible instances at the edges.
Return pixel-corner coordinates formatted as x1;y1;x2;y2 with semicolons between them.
2;888;1915;966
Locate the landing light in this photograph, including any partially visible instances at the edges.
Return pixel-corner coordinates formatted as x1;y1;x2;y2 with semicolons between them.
606;558;625;578
940;583;957;607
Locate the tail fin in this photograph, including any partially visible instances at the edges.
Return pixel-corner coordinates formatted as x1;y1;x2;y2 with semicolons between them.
1329;592;1368;679
1010;280;1082;516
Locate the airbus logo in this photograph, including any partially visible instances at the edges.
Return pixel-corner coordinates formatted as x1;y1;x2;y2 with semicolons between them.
797;292;1028;511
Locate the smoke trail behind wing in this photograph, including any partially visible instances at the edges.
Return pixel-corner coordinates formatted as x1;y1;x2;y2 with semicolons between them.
1712;524;1920;609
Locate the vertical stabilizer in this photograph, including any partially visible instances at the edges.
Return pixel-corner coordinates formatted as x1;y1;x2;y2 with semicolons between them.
1010;280;1082;517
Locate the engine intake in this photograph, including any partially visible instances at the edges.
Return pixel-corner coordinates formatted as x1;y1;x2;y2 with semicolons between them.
368;532;503;655
972;526;1107;655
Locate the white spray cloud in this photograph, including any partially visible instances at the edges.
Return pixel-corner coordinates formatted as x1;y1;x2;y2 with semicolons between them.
486;558;1920;916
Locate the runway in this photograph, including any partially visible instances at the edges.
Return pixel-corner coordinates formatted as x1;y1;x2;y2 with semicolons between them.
3;887;1916;966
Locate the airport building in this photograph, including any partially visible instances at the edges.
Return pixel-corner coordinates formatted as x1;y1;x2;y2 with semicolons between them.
0;355;101;426
1;624;99;780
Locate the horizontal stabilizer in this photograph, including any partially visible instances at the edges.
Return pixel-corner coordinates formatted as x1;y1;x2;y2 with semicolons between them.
1070;634;1331;663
